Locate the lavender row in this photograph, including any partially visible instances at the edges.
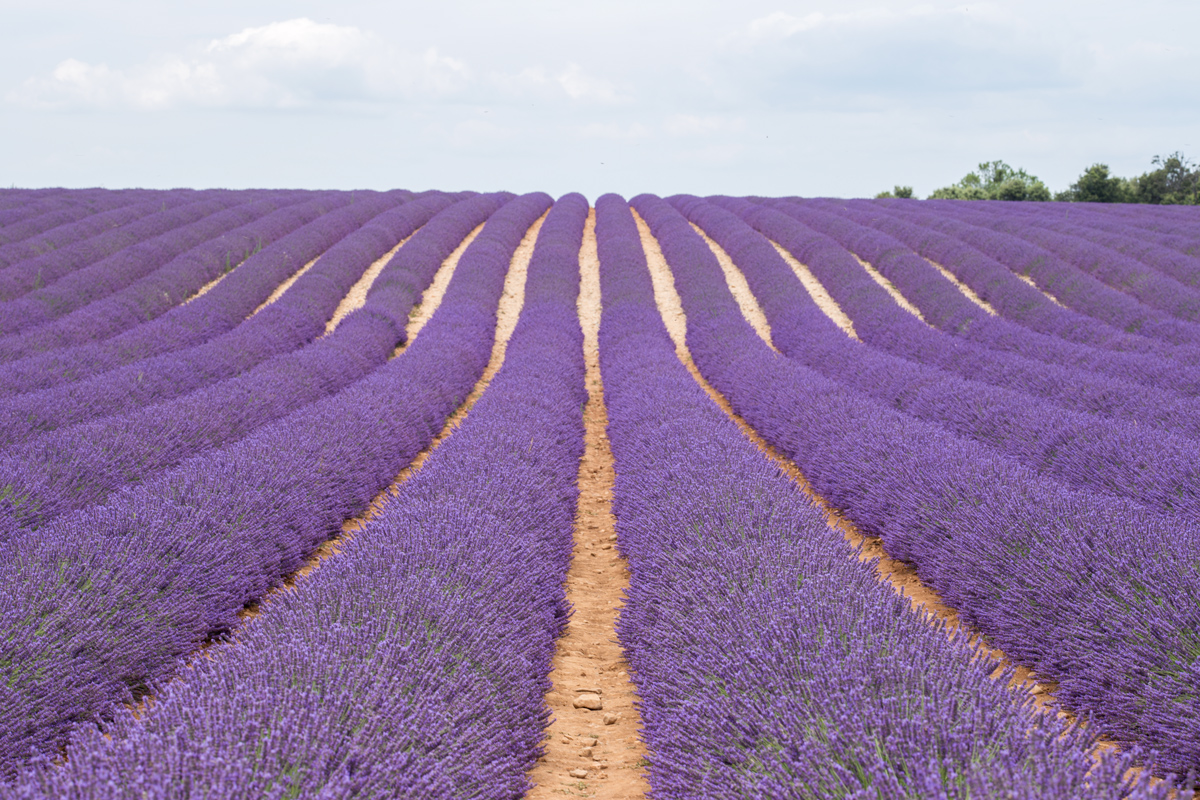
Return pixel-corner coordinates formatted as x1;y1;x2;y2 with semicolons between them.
0;190;114;231
0;195;486;539
0;192;251;302
595;194;1172;799
0;194;280;336
0;190;160;262
0;193;491;456
0;192;411;398
0;192;550;775
803;199;1200;396
934;201;1200;328
632;193;1200;775
701;197;1200;446
873;199;1200;350
6;193;586;800
0;192;344;360
941;200;1200;301
684;197;1200;516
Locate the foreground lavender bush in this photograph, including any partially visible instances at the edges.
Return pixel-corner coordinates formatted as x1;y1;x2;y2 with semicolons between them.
0;192;551;775
631;192;1200;776
595;194;1176;798
4;193;587;800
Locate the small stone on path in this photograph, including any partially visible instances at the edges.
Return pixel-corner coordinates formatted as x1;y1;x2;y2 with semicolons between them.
603;712;620;725
569;768;589;779
573;692;603;710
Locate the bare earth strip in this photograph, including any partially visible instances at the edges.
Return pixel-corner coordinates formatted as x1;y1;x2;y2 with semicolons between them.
925;258;999;315
768;241;859;339
1018;272;1068;306
325;233;414;333
852;252;929;322
250;255;321;315
183;265;234;305
526;211;650;800
679;221;1154;779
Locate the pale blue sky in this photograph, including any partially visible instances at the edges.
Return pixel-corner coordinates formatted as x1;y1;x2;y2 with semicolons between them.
2;0;1197;197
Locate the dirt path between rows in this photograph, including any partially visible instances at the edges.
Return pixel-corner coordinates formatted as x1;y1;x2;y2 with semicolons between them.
668;216;1157;782
325;233;415;333
250;255;320;315
525;211;649;800
924;258;999;315
767;241;859;339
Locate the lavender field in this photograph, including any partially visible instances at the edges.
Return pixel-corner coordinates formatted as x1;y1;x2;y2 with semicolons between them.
0;187;1198;799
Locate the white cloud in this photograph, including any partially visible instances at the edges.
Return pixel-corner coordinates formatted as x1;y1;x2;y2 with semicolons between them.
9;18;471;109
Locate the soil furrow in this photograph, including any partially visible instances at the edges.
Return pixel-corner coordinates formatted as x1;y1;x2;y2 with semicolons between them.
324;232;414;333
767;240;859;338
925;257;999;315
250;254;320;315
1018;271;1068;306
852;251;929;322
525;210;649;799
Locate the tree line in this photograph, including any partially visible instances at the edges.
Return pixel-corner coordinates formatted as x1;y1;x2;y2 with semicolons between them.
877;153;1200;204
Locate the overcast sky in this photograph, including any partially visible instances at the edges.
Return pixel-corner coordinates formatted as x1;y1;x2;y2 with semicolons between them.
2;0;1197;197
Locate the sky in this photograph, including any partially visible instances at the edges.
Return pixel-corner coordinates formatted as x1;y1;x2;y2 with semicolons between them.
2;0;1197;198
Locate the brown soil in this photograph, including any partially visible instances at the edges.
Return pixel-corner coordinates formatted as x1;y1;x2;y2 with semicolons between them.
925;258;998;315
768;241;859;339
1017;272;1067;307
406;224;484;341
324;234;414;333
689;223;777;351
852;253;929;322
184;266;234;305
525;211;649;800
251;255;321;315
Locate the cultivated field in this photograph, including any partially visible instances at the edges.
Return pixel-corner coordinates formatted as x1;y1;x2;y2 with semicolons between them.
0;187;1197;798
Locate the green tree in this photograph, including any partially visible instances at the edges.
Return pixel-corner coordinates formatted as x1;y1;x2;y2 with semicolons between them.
929;160;1050;201
1133;152;1199;205
1062;164;1132;203
875;185;914;199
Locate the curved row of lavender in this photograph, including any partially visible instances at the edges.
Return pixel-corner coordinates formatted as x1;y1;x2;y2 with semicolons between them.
0;190;147;241
0;190;163;266
0;192;550;775
0;194;311;343
0;192;259;304
682;197;1200;442
0;194;496;539
0;193;474;451
3;193;587;800
917;200;1200;337
0;191;353;359
934;200;1200;316
0;192;410;397
851;200;1200;355
596;194;1173;799
801;199;1200;395
0;190;79;226
674;197;1200;518
631;193;1200;776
